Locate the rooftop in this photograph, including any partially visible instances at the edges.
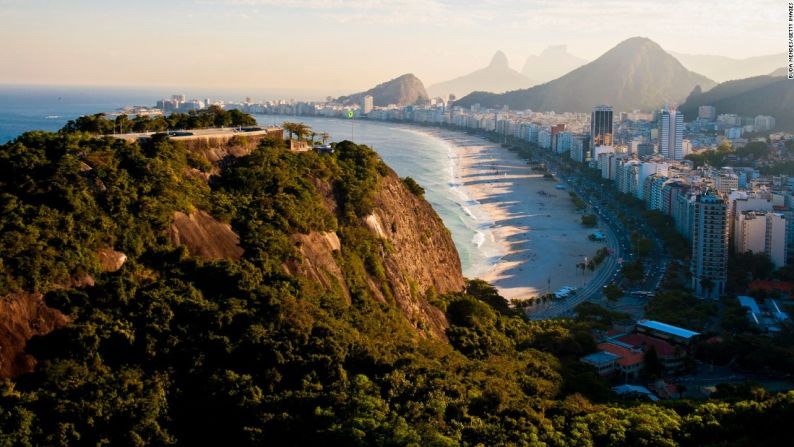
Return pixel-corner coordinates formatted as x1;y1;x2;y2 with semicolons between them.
612;384;659;401
581;351;620;366
737;295;761;314
598;342;644;367
617;333;678;357
637;319;700;340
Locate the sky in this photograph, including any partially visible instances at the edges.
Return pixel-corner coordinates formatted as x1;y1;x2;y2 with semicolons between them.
0;0;785;99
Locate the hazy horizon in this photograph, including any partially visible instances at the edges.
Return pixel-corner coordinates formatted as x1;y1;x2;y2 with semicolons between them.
0;0;786;95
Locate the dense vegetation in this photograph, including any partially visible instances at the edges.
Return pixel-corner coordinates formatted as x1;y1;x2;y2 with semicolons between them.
1;125;793;446
62;105;257;135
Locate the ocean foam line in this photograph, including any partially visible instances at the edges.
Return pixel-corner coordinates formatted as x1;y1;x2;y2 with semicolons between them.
409;126;506;276
472;231;486;247
443;138;499;255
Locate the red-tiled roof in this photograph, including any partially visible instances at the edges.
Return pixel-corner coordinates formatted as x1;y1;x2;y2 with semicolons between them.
616;334;678;358
617;353;644;367
749;280;794;294
597;342;644;367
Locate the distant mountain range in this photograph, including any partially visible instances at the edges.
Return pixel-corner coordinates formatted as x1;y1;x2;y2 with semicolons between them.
680;75;794;131
521;45;588;84
337;74;429;107
454;37;716;113
671;52;786;83
427;51;534;99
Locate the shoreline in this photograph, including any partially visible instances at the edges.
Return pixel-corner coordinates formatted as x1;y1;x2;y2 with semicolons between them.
416;128;600;300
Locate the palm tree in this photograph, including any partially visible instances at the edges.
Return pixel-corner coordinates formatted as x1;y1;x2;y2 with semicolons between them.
282;121;298;139
294;123;311;141
114;114;130;134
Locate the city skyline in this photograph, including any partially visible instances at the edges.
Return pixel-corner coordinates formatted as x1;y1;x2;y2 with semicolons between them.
0;0;785;95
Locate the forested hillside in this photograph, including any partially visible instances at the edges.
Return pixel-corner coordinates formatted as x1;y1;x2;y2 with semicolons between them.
0;121;792;446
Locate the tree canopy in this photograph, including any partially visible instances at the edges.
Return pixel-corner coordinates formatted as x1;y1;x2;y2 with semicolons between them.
63;106;257;135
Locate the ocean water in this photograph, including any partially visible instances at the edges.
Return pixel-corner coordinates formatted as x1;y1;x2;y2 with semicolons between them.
255;114;491;276
0;85;166;143
0;89;491;276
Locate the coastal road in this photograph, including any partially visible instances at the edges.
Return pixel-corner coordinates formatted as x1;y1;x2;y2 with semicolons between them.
527;171;625;320
525;149;678;320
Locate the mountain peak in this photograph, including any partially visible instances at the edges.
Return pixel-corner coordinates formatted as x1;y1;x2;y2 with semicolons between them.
521;45;588;84
459;37;716;113
394;73;421;82
337;73;429;107
489;50;509;68
427;50;533;98
613;36;660;52
541;45;568;56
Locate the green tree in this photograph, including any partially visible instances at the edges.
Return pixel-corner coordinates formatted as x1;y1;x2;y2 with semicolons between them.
604;283;623;301
401;176;425;197
622;259;645;283
581;214;598;227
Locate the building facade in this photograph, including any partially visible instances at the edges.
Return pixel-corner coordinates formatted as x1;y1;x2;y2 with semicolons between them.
659;106;684;160
361;95;374;115
591;105;613;158
691;193;729;299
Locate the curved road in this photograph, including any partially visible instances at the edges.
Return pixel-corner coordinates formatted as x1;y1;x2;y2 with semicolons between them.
526;166;626;320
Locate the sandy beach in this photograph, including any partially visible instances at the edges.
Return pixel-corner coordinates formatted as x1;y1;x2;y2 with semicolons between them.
422;129;599;301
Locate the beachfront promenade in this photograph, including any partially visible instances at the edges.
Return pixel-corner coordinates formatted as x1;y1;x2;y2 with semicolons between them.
414;126;629;319
527;175;625;319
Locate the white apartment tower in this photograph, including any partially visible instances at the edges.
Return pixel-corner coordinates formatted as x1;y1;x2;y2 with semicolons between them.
735;211;787;268
361;95;374;115
660;106;684;160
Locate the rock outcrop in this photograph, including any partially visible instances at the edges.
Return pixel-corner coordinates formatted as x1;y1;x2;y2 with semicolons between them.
168;210;245;261
286;231;351;302
365;171;464;338
302;170;465;339
0;292;68;378
97;248;127;272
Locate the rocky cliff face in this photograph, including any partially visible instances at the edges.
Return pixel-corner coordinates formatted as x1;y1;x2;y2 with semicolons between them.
271;169;464;339
365;171;463;336
168;210;245;260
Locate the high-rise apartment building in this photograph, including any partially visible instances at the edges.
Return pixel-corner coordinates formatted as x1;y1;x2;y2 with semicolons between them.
735;211;787;268
691;192;729;299
659;106;684;160
591;105;613;157
361;95;374;115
